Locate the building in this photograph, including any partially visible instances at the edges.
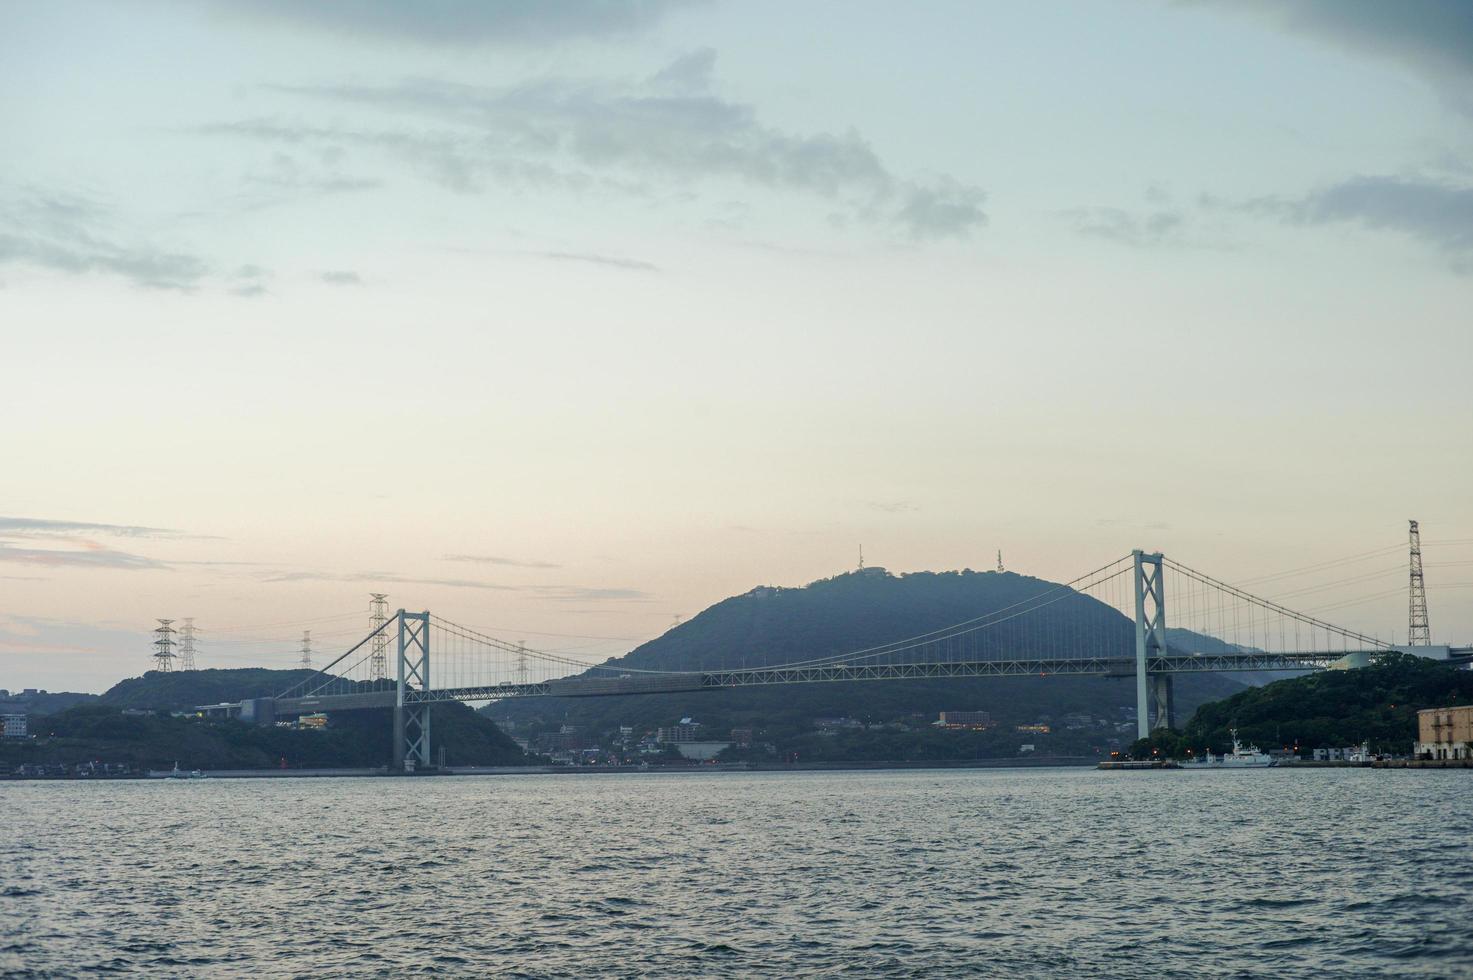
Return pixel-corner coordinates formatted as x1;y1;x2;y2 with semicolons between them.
657;723;700;744
730;727;754;746
1416;705;1473;760
297;713;329;730
1016;724;1051;734
937;711;991;729
674;741;731;761
2;714;26;739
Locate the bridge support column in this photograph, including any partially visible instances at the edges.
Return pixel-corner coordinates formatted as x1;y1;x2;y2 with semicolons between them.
1149;672;1175;732
394;610;431;772
1133;550;1169;739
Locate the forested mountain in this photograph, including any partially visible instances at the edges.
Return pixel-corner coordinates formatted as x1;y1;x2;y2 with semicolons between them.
486;568;1250;744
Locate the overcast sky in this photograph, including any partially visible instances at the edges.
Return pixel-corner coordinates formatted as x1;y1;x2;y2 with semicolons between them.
2;0;1471;692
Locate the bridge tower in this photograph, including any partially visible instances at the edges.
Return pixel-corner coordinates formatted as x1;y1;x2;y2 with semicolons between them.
1408;520;1431;646
1132;550;1172;738
394;610;432;772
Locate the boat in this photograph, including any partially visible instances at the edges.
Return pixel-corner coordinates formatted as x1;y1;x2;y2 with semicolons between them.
1181;729;1275;769
166;762;208;779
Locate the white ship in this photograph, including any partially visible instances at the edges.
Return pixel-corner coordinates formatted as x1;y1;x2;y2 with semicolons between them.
1181;729;1275;768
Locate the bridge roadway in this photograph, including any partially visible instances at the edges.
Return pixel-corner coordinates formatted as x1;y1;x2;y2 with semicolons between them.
272;649;1370;716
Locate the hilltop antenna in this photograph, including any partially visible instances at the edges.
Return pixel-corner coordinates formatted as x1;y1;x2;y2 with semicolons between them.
299;629;313;670
152;619;177;673
858;545;864;571
1408;519;1431;646
369;593;389;681
178;617;198;671
997;550;1004;573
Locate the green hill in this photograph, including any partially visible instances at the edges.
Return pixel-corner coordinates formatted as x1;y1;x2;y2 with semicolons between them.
486;568;1251;758
100;667;320;711
27;667;533;769
2;700;528;770
1138;653;1473;757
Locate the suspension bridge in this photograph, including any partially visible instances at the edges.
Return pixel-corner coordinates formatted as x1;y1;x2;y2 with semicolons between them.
201;549;1470;771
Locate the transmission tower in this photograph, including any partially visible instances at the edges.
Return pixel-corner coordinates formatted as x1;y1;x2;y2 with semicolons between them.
299;629;313;670
1408;519;1431;646
996;550;1004;573
177;618;198;671
369;593;389;681
152;619;177;673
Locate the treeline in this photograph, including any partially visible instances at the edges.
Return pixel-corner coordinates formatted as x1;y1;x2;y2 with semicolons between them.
1132;654;1473;758
3;701;530;770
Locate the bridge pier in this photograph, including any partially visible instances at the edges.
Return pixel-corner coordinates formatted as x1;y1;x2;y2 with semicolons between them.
394;611;432;772
1133;550;1170;739
1150;672;1175;731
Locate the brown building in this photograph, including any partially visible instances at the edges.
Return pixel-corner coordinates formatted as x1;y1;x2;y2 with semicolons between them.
1416;705;1473;760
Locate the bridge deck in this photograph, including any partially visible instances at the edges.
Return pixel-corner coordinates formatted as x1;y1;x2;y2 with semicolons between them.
267;650;1364;713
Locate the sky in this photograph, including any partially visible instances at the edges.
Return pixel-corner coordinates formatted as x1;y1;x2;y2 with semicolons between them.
2;0;1471;692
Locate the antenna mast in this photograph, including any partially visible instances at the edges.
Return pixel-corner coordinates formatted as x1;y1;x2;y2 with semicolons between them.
369;593;389;681
1408;519;1431;646
299;629;313;670
997;550;1004;573
858;545;864;571
177;617;198;671
152;619;177;672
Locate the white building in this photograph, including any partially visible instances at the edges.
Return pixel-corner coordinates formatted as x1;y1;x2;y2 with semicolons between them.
2;714;27;738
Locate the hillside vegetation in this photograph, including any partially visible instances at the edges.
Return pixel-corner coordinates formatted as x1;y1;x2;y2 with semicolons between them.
1135;654;1473;757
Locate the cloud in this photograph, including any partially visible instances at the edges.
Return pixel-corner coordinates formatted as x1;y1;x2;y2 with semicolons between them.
1240;175;1473;264
443;554;562;569
0;517;186;539
0;540;168;571
320;269;363;285
200;0;687;46
259;568;650;601
0;187;256;291
530;586;654;603
261;570;516;591
200;54;986;240
1064;206;1186;248
536;251;658;272
1202;1;1473;114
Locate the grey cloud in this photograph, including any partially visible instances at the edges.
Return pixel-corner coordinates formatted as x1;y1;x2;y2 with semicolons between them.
530;586;654;603
866;500;919;514
443;554;562;569
1204;1;1473;113
207;55;987;240
0;541;168;571
1243;175;1473;262
650;47;717;93
0;517;186;538
537;251;658;272
202;0;686;46
262;570;516;591
260;568;648;601
320;269;363;285
1065;206;1186;247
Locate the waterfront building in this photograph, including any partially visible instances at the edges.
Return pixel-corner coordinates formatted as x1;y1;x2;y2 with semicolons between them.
1416;705;1473;760
937;711;991;729
656;723;700;744
674;741;732;761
